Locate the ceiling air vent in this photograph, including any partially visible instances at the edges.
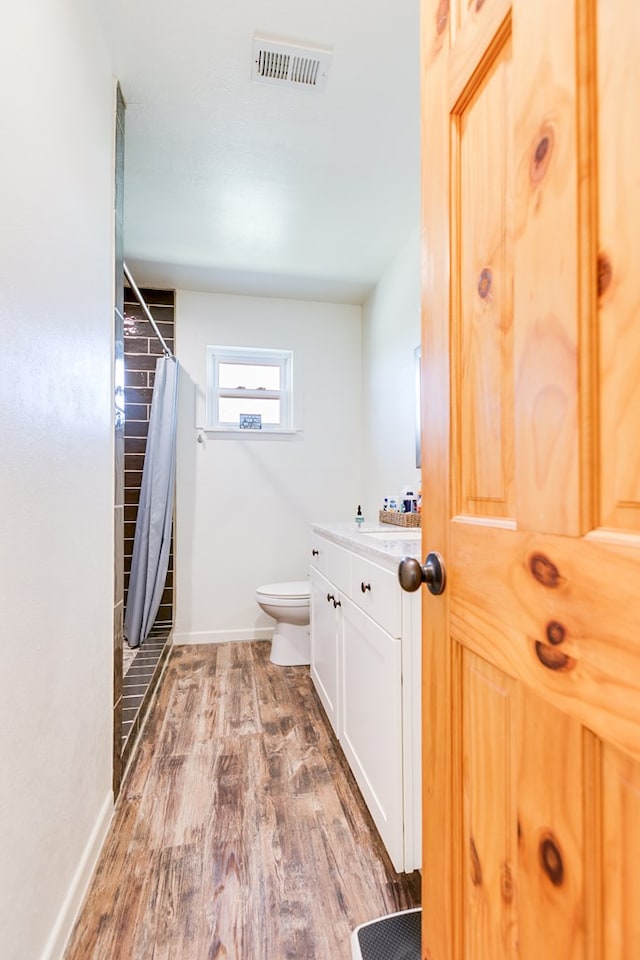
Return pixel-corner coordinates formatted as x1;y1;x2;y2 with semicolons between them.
252;36;332;92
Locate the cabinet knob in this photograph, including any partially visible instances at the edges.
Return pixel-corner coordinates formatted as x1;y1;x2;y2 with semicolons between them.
333;598;341;608
327;593;335;603
398;553;446;596
312;549;319;556
361;581;371;593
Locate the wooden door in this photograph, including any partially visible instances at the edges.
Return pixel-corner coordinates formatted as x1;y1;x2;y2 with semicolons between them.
419;1;640;957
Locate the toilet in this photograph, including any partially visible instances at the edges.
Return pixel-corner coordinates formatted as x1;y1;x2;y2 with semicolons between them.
255;580;311;666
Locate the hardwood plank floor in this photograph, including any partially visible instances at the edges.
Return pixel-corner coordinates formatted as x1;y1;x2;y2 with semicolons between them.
64;641;421;959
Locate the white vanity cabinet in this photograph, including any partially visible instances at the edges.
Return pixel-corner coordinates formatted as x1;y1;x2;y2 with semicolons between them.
309;533;350;736
309;523;422;874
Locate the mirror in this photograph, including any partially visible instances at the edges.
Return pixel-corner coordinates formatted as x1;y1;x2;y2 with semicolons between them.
415;345;421;469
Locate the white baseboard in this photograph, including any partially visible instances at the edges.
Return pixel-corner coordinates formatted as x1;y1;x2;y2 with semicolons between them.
42;790;113;960
173;626;273;645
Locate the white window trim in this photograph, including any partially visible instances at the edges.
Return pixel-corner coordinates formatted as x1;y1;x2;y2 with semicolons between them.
205;345;296;434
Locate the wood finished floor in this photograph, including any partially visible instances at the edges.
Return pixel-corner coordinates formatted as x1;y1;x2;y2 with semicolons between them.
65;641;421;960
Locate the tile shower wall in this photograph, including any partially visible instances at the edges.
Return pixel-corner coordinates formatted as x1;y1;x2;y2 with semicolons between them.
123;287;175;628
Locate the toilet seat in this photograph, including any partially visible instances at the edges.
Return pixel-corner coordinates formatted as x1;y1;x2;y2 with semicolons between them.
256;580;310;601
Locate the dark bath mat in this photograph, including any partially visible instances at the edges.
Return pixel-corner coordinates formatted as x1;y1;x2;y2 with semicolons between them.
352;907;421;960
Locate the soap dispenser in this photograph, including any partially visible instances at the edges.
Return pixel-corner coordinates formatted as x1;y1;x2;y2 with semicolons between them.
355;505;365;526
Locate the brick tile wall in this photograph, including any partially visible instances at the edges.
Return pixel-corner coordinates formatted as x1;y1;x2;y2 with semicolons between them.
123;287;175;628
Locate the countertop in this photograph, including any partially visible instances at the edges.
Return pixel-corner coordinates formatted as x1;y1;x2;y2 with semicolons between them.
311;520;423;566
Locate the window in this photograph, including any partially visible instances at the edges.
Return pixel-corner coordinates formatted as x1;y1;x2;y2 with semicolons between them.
205;345;294;433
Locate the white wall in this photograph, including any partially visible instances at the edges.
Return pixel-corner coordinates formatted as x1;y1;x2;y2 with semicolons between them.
0;2;115;958
175;290;362;643
361;227;421;520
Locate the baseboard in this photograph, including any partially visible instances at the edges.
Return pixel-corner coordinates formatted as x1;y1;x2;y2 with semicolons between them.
41;790;113;960
173;626;273;645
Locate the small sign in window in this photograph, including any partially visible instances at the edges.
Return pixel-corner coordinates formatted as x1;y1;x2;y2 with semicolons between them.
239;413;262;430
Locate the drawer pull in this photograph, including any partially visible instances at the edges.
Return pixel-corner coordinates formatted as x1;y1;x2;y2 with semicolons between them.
361;581;371;593
312;548;319;556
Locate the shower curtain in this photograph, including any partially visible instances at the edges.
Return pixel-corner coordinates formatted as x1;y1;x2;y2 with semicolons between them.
124;355;179;649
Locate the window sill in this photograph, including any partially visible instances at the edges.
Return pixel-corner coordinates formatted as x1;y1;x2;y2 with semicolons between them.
200;426;301;438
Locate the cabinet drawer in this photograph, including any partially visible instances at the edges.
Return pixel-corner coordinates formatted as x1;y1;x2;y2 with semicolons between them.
310;534;350;593
349;553;401;637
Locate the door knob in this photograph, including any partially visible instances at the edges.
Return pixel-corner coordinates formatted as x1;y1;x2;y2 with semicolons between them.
398;552;446;596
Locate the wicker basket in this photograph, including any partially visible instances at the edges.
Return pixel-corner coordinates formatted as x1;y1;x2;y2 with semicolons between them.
378;509;421;527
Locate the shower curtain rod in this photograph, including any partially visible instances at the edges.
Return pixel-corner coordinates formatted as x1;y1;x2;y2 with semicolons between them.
123;261;174;359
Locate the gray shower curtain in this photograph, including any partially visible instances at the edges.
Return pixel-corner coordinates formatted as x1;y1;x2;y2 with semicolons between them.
124;356;179;648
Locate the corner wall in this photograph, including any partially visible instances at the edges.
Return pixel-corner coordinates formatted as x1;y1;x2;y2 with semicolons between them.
174;290;362;643
361;227;422;520
0;2;115;957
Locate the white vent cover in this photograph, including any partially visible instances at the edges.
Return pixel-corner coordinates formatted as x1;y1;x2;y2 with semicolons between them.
252;36;332;92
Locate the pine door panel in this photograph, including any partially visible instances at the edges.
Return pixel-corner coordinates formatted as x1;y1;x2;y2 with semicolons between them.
460;652;516;960
602;746;640;957
453;35;514;520
515;687;585;959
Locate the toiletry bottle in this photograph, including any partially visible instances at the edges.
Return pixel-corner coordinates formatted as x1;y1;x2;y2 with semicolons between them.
355;505;365;526
383;498;389;511
401;486;415;513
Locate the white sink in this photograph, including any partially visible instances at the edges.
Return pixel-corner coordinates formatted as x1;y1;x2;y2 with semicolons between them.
361;527;422;541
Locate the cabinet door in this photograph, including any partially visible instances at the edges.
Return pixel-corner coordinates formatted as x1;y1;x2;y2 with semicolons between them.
310;567;341;735
341;598;403;871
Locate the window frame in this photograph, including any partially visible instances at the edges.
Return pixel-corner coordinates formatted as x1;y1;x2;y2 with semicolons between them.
205;345;295;434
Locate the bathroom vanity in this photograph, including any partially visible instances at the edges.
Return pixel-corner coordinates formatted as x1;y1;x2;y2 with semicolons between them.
309;521;422;874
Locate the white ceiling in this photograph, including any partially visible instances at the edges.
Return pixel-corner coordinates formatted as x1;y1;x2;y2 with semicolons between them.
97;0;420;304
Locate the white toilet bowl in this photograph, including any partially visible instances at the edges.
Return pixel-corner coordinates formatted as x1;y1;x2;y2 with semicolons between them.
255;580;311;666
